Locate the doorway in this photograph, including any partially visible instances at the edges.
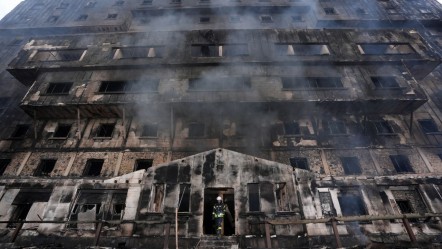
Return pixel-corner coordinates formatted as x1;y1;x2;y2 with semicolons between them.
203;188;235;236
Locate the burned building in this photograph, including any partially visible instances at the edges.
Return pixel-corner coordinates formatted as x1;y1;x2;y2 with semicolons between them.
0;0;442;248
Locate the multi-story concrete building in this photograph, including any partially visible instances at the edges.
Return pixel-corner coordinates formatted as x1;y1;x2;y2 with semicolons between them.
0;0;441;248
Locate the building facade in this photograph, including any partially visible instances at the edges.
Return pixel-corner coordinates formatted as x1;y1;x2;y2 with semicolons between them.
0;0;441;248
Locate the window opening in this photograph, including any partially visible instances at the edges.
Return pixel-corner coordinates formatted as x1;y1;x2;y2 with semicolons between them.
373;121;394;134
328;121;347;135
371;77;399;89
289;157;309;170
134;159;153;171
341;157;362;175
0;159;11;176
95;123;115;138
53;124;71;138
178;184;191;212
390;155;414;173
248;183;260;212
419;119;438;133
34;159;56;176
338;192;367;216
83;159;104;176
188;123;205;138
46;82;73;95
10;124;29;139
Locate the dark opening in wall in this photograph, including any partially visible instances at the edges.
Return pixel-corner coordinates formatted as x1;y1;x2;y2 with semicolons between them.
7;204;32;228
389;155;414;173
324;7;337;15
142;0;153;5
327;120;347;135
284;122;300;135
338;191;367;216
189;77;250;91
282;77;342;89
135;159;153;171
76;15;88;21
260;15;273;23
200;17;210;23
178;184;191;212
276;44;330;56
371;77;400;89
419;119;438;133
46;82;73;95
107;14;118;19
83;159;104;176
275;183;289;211
358;43;415;55
289;157;309;170
141;124;158;137
0;159;11;176
47;16;59;23
10;124;30;139
99;80;159;93
372;120;395;134
95;123;115;138
340;157;362;175
248;183;260;212
113;46;164;59
188;123;205;138
34;159;56;176
32;50;85;62
53;124;72;138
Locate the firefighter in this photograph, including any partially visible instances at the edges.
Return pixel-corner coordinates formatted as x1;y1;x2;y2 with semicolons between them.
212;196;227;237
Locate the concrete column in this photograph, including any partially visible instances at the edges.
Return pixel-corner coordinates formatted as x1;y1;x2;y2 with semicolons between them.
114;152;124;177
63;154;77;176
16;152;32;176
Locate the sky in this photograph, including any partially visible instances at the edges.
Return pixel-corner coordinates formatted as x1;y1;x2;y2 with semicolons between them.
0;0;23;21
0;0;442;20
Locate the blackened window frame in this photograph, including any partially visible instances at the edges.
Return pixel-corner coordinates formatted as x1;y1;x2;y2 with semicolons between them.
52;124;72;138
95;123;115;138
134;159;153;171
0;159;11;176
418;119;439;134
10;124;30;139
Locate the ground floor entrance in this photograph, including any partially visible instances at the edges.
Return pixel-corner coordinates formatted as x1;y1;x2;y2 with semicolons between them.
203;188;235;236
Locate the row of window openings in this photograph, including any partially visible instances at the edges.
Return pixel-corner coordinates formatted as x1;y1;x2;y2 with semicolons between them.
42;76;403;96
31;43;415;62
290;154;415;174
0;158;153;177
8;119;440;140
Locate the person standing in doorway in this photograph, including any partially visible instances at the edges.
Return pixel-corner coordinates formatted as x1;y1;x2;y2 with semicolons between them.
212;196;227;238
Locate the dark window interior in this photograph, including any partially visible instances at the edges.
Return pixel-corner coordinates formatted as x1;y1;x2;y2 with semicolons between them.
200;17;210;23
282;78;342;89
396;200;413;213
188;123;205;138
419;119;438;133
46;82;73;94
141;124;158;137
341;157;362;175
53;124;72;138
11;124;29;138
373;121;394;134
248;183;260;212
178;184;191;212
83;159;104;176
0;159;11;176
135;159;153;171
328;121;347;134
359;43;414;55
338;193;367;216
324;8;336;15
260;15;273;23
96;123;115;137
390;155;414;173
284;122;300;135
107;13;118;19
290;157;309;170
34;159;56;176
371;77;399;88
188;77;250;91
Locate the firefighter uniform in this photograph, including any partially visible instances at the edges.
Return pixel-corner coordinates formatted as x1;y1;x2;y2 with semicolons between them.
212;197;227;237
